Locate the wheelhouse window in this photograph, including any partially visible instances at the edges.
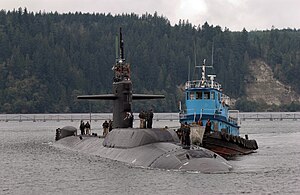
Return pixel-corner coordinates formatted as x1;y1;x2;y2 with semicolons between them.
204;91;210;99
186;92;190;100
190;92;195;100
196;91;202;99
211;91;215;100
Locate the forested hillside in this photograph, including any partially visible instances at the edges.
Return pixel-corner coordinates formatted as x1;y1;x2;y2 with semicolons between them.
0;8;300;113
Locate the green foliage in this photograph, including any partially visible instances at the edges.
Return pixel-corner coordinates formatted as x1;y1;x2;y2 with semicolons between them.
279;102;300;112
0;9;299;113
235;99;300;112
235;98;269;112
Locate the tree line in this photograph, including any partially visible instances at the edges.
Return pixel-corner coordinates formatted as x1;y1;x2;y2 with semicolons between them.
0;8;299;113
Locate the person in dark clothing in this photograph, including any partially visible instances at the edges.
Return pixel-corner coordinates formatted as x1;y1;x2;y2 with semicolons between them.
184;123;191;147
80;120;85;135
85;121;91;135
197;118;203;126
108;120;113;132
205;119;212;134
139;110;146;128
146;109;154;128
102;120;109;136
178;123;185;144
129;112;134;128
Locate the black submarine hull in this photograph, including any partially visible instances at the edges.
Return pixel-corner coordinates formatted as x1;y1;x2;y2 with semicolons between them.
54;127;232;173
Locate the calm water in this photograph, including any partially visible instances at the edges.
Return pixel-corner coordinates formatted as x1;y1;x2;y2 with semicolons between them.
1;115;300;195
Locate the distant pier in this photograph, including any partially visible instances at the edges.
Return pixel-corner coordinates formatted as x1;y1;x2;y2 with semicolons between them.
0;112;300;122
0;113;179;122
239;112;300;121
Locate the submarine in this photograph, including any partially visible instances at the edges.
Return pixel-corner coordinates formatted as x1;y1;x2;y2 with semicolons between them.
54;28;232;173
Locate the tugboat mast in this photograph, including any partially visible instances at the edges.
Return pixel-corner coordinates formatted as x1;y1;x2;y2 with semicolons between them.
201;59;206;87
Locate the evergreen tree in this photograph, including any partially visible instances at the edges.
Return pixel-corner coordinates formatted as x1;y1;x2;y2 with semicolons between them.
0;9;299;113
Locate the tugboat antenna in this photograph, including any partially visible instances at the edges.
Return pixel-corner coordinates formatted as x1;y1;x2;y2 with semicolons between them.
201;59;206;83
188;57;191;81
211;41;214;67
194;41;197;68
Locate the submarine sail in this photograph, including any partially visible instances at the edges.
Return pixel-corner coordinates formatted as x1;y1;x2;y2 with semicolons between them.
78;27;164;128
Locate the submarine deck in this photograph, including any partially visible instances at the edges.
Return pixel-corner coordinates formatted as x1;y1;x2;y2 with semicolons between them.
54;128;232;173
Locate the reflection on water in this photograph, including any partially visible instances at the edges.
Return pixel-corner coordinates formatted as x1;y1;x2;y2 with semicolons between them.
0;115;300;194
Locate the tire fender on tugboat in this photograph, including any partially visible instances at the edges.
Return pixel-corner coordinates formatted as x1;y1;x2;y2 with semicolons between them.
223;133;230;142
240;138;246;147
230;135;237;143
236;136;241;145
250;140;258;150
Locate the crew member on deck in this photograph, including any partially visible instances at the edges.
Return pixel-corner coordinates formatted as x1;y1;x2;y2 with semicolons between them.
124;112;134;128
197;118;203;126
146;109;154;129
205;119;211;134
85;121;91;135
130;112;134;128
108;120;113;132
102;120;109;136
179;123;185;144
80;120;85;135
184;122;191;147
139;110;146;128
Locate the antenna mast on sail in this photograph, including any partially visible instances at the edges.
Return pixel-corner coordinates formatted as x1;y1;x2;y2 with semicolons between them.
115;35;119;62
119;27;124;61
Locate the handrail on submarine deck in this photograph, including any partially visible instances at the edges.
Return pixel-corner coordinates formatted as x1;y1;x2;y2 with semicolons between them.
0;113;179;122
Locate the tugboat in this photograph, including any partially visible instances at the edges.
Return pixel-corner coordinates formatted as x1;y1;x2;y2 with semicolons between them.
54;28;232;173
179;59;258;158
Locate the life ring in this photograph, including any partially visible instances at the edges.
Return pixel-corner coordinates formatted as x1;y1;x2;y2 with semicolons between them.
244;139;249;148
253;140;258;149
240;138;245;147
236;136;241;145
251;140;256;150
232;135;237;143
245;139;251;149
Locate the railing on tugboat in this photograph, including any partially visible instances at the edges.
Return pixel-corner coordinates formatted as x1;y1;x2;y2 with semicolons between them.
228;110;239;124
180;108;239;124
185;80;221;90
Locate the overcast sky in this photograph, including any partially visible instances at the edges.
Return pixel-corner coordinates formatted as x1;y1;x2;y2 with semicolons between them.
1;0;299;31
